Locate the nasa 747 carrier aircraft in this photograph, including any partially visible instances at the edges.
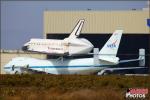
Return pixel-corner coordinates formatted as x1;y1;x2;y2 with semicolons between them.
22;19;93;56
4;29;145;75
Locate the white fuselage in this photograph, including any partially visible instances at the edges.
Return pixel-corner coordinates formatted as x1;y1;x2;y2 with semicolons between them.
26;39;67;54
4;57;115;75
23;38;93;56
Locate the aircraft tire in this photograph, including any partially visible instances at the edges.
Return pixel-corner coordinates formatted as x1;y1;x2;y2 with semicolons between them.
15;71;19;74
103;71;111;75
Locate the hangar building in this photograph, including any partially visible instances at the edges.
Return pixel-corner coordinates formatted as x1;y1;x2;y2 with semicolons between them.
44;10;150;71
1;10;149;74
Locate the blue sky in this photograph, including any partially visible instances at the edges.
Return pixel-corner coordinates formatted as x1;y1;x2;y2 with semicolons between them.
1;1;148;50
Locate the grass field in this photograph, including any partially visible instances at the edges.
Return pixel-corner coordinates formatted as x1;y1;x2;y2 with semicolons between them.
0;74;149;100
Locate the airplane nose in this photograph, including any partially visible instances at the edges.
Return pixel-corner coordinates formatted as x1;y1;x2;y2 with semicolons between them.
22;46;28;51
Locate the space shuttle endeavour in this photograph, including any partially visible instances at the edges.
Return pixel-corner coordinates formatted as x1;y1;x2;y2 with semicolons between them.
22;19;93;56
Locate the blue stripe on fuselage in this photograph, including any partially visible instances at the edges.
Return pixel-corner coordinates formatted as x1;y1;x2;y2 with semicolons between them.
4;65;110;69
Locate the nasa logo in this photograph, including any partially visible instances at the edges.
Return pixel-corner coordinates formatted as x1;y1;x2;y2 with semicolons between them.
107;44;116;48
107;40;117;48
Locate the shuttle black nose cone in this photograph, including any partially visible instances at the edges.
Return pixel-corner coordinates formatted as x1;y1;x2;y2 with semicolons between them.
22;46;28;51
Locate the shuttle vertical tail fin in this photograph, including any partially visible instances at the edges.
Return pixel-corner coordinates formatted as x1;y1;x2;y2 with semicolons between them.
68;19;85;39
98;29;123;64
